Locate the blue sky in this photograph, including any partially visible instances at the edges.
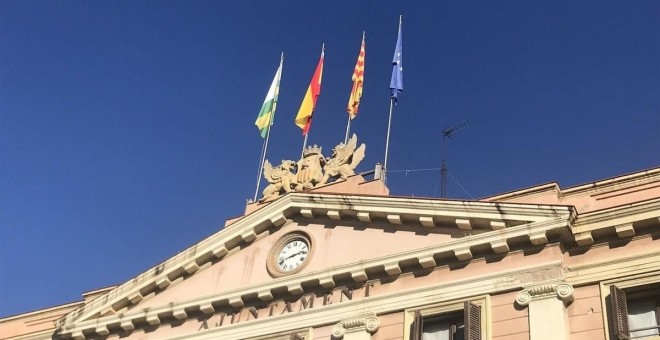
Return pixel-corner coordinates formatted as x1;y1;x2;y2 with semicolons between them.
1;1;658;317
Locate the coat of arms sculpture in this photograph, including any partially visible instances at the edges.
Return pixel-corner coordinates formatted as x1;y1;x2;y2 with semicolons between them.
260;134;366;202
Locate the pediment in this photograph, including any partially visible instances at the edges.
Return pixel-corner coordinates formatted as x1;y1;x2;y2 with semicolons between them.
55;192;575;339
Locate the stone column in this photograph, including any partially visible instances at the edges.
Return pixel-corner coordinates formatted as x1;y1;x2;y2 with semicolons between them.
331;313;380;340
515;282;574;340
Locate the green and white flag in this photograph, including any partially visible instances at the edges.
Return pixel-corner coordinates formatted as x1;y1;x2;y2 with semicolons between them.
255;58;283;138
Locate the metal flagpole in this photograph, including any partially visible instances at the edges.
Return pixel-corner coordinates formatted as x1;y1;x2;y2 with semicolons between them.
253;124;271;202
344;116;351;144
384;16;403;184
301;132;309;159
383;97;395;183
253;53;283;202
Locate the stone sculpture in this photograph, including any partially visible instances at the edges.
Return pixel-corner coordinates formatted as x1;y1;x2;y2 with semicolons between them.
259;134;366;202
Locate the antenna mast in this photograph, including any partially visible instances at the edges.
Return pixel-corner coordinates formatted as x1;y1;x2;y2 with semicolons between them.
441;121;469;198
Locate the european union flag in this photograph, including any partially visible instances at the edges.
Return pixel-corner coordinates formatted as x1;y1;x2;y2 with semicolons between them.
389;16;403;102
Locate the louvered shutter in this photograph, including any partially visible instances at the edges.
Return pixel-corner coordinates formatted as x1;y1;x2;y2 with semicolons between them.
464;301;481;340
609;285;630;340
411;310;423;340
289;333;304;340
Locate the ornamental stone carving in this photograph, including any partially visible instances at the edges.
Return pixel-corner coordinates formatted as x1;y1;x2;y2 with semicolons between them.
515;282;574;307
260;134;366;202
331;312;380;339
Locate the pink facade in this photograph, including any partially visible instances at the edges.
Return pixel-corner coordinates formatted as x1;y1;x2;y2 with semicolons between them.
2;168;659;340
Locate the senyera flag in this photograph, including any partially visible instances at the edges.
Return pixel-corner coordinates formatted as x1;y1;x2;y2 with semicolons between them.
255;57;283;138
390;17;403;102
295;46;324;135
347;34;365;119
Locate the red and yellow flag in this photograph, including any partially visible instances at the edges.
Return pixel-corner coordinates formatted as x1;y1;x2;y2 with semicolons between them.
295;47;324;135
347;34;365;119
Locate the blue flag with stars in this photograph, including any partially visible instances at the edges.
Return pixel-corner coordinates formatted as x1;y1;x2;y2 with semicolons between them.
390;16;403;101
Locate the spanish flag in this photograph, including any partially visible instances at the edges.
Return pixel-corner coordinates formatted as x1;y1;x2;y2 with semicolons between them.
347;34;365;119
294;46;324;135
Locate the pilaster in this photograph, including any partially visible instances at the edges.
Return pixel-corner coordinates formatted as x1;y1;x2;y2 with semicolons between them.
331;313;380;340
516;282;574;340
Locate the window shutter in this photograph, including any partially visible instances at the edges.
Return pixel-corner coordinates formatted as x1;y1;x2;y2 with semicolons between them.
464;301;481;340
609;285;630;340
289;333;304;340
411;310;423;340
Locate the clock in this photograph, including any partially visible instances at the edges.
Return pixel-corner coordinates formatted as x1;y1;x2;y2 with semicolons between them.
267;232;313;277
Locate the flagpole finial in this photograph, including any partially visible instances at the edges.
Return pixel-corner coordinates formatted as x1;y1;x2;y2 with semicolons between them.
281;51;284;61
362;31;366;39
322;43;325;53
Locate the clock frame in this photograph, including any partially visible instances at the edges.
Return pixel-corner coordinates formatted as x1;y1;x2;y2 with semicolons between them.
267;232;314;277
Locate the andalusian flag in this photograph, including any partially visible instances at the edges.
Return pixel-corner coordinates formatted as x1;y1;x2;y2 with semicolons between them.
347;34;365;119
255;57;283;138
294;46;324;135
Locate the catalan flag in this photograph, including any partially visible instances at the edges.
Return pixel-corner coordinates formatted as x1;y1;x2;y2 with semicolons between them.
347;33;365;119
294;46;324;135
255;56;283;138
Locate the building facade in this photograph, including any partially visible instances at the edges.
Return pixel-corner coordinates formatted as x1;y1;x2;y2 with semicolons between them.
2;167;659;340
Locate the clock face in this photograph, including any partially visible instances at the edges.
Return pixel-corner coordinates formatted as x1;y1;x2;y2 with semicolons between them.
267;232;313;277
276;239;309;272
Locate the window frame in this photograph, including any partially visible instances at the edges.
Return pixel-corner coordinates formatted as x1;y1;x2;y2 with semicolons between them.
404;295;490;340
602;275;660;340
245;327;311;340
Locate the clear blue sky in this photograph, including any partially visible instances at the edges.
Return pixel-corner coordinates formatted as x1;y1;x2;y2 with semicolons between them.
1;1;658;317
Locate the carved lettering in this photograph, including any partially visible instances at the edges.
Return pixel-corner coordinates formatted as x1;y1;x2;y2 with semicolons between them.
217;313;226;327
281;301;293;314
247;307;259;320
339;287;353;302
323;292;333;305
268;302;279;316
299;294;315;311
197;278;389;332
230;311;241;324
365;281;376;297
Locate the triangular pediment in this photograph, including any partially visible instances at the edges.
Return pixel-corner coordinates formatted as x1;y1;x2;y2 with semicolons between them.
55;191;575;339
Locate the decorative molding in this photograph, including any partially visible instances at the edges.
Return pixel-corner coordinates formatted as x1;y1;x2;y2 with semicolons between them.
54;192;575;335
331;312;380;339
56;216;572;339
515;282;574;307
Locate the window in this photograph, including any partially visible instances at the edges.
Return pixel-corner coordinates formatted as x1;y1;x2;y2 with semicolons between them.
246;329;308;340
411;302;481;340
610;285;660;339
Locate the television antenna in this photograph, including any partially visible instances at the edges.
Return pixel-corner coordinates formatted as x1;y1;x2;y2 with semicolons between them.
441;121;469;198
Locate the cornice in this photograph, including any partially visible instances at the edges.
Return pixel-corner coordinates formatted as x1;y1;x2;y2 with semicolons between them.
570;198;660;245
55;215;572;339
165;260;563;340
54;193;574;338
561;167;660;198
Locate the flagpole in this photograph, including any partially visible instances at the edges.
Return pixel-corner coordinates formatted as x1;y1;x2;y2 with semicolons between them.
384;16;403;184
253;125;270;201
253;52;284;202
344;117;351;144
383;97;395;183
301;132;309;159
